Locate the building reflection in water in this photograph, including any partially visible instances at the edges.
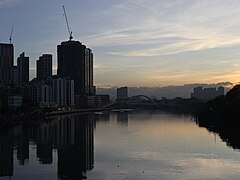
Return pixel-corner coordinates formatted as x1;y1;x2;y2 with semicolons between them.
15;126;30;165
95;112;110;123
0;129;13;178
117;112;128;126
0;114;94;179
56;114;94;179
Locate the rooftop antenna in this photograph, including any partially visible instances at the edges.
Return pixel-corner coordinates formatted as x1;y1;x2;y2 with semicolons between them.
63;6;73;41
9;27;13;44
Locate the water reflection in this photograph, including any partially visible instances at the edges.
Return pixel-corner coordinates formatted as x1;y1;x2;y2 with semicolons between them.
0;129;13;177
1;110;240;179
197;120;240;150
16;127;30;165
95;113;110;123
0;114;95;179
117;112;128;126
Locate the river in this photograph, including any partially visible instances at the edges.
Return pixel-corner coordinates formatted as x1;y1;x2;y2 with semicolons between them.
0;110;240;180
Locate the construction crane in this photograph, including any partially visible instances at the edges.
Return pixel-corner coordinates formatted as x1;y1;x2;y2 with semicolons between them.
9;27;13;44
63;6;73;41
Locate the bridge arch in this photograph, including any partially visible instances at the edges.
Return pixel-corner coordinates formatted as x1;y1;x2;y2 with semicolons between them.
127;95;157;105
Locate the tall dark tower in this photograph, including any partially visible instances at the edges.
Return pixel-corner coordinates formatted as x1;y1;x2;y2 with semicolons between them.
0;43;14;85
57;41;86;96
17;52;29;85
36;54;52;80
85;48;94;95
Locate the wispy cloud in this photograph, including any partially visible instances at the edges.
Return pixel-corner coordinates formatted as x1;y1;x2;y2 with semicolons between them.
83;0;240;57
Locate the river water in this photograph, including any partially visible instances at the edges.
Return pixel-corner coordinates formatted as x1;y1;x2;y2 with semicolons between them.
0;110;240;180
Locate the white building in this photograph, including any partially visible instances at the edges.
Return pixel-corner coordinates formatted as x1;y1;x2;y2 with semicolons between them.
49;75;74;107
23;78;53;105
23;76;74;108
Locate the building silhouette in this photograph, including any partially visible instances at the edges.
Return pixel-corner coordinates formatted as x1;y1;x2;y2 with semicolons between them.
23;75;74;107
117;86;128;102
23;78;53;105
47;75;75;107
85;48;94;95
57;41;94;97
17;52;29;85
37;54;52;80
13;65;18;85
191;86;224;101
0;43;14;85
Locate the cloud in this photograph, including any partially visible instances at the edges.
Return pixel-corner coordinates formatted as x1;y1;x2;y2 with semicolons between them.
83;0;240;57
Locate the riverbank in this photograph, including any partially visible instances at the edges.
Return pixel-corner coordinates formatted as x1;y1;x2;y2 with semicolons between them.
0;99;205;128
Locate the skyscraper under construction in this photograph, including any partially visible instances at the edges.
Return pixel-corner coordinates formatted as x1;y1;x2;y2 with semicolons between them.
57;40;94;97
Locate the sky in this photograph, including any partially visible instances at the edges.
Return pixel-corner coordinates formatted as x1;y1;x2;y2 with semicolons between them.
1;0;240;88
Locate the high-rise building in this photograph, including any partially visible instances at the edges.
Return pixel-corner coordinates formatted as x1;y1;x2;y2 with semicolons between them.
57;41;94;96
17;52;29;85
0;43;14;85
85;48;90;95
57;41;86;96
13;66;19;85
37;54;52;80
87;48;94;95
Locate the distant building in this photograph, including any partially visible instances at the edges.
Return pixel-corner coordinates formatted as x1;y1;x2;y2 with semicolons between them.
191;86;224;101
0;43;14;85
87;96;96;108
95;95;110;107
117;86;128;102
37;54;52;80
17;52;29;85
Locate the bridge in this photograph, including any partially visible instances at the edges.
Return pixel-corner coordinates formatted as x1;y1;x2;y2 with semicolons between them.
99;95;158;109
127;95;158;105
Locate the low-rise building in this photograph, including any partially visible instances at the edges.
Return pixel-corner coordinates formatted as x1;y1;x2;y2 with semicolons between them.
23;76;75;108
95;95;110;107
48;75;74;107
23;78;53;105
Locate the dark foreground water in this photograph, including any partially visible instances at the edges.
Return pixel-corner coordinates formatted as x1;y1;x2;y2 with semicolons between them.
1;110;240;180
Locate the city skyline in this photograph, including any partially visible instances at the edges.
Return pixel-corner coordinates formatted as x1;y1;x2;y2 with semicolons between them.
1;0;240;87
